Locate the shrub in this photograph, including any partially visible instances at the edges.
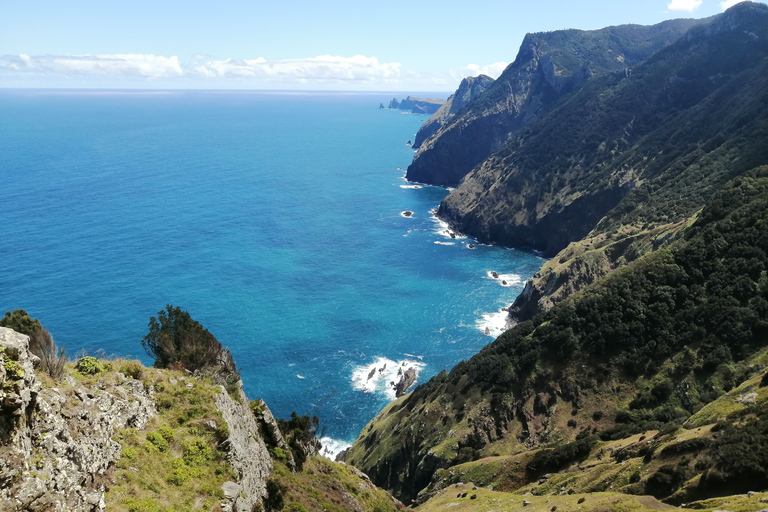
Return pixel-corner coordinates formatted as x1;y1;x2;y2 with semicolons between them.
645;464;688;497
3;358;25;380
265;479;285;511
158;426;174;442
0;309;41;336
527;436;597;475
119;360;144;380
146;431;169;452
28;328;67;380
75;356;104;375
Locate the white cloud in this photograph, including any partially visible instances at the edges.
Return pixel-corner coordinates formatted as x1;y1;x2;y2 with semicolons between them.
195;55;401;82
0;53;402;86
464;62;509;79
720;0;750;9
667;0;703;11
1;54;183;77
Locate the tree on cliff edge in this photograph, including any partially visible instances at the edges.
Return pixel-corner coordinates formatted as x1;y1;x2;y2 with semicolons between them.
141;304;234;374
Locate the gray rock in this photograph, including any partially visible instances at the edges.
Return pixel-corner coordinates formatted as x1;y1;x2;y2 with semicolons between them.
0;327;156;512
214;386;272;512
222;481;241;500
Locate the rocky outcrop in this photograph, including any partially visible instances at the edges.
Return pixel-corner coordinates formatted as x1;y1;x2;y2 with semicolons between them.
0;327;156;512
406;18;705;186
252;398;296;471
215;385;272;512
412;74;494;150
0;326;275;512
387;96;446;115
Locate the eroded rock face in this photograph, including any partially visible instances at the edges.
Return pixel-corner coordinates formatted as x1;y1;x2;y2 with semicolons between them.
0;327;156;512
215;384;272;512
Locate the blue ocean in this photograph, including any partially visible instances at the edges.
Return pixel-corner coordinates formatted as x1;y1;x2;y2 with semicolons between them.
0;90;543;452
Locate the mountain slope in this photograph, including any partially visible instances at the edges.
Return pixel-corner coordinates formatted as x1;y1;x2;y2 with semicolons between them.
405;17;706;186
437;2;768;323
347;165;768;504
412;75;495;150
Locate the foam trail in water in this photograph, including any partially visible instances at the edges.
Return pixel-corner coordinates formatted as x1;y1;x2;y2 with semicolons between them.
476;309;510;337
351;356;426;401
319;437;352;461
486;271;522;287
429;208;467;240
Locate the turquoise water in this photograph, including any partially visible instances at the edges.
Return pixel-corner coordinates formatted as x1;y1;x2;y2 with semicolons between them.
0;90;543;449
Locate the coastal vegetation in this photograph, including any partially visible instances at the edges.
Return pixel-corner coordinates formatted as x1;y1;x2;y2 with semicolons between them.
347;166;768;505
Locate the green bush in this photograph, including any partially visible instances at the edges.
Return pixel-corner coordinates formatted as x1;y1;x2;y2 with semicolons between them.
158;426;174;442
146;431;169;452
3;359;25;380
75;356;104;375
141;304;232;373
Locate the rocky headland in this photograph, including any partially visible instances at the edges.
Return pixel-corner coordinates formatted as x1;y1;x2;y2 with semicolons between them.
383;96;446;115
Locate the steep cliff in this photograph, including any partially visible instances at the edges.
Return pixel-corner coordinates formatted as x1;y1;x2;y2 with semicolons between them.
412;74;495;150
406;17;706;186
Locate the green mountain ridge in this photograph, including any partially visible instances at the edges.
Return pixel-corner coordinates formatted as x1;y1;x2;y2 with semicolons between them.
346;4;768;508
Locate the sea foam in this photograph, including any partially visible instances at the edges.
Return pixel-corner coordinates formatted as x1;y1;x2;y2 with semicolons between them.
486;271;523;287
319;437;352;461
351;356;426;401
476;309;511;337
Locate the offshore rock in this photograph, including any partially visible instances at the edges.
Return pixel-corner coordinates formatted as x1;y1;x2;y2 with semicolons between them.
388;96;446;115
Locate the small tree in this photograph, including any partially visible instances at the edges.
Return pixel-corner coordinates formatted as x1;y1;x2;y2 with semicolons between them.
0;309;42;336
277;412;322;470
141;304;230;372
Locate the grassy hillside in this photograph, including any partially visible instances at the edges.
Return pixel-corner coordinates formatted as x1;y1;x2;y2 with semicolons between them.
346;166;768;505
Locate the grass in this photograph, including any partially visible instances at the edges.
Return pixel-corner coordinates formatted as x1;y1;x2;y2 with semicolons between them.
268;457;400;512
100;364;234;512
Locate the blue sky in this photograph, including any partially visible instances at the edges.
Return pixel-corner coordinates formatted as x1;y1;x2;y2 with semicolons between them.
0;0;760;91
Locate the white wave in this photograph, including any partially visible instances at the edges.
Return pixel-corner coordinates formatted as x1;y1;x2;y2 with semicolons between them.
434;241;455;246
351;356;426;401
475;309;511;338
296;374;305;379
486;271;522;287
319;437;352;461
400;184;422;189
429;209;466;240
497;273;522;287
